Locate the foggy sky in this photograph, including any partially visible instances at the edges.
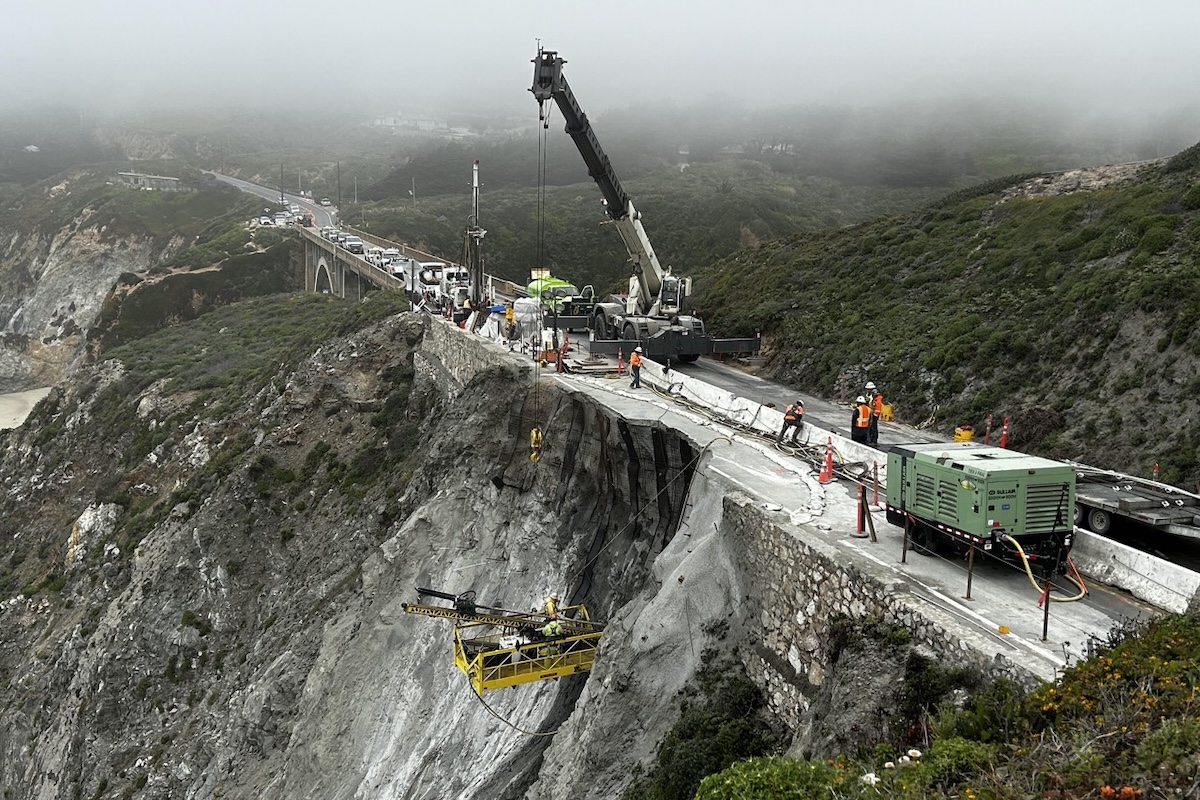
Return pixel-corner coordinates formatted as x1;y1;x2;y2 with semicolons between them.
3;0;1199;117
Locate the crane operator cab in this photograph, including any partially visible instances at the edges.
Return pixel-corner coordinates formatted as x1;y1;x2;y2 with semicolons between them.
660;275;690;314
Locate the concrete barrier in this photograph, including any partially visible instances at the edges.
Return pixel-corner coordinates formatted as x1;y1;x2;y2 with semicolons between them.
639;361;887;477
1070;529;1200;614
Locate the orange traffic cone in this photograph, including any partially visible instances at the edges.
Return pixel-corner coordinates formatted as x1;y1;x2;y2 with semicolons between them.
818;437;834;484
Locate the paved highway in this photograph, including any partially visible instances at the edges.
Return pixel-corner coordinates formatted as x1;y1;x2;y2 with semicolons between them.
207;171;337;229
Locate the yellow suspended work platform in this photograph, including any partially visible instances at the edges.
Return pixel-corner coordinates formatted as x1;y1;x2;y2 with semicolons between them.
402;588;604;695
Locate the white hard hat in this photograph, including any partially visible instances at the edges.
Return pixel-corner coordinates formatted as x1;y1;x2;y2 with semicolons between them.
550;592;559;599
865;381;876;390
634;346;642;353
856;395;866;403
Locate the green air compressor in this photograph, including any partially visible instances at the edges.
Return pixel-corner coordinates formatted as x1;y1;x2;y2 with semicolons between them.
885;442;1075;564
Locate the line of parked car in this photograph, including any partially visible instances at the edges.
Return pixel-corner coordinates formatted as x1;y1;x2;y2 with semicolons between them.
315;227;477;314
318;226;366;255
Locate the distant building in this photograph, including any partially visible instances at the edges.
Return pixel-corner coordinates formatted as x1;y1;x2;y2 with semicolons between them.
116;172;187;192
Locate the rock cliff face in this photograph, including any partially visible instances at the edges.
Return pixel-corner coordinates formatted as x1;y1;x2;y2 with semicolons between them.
0;173;178;392
0;312;717;799
1;306;1024;799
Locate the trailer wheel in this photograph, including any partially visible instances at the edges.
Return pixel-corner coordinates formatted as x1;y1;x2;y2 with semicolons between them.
1087;508;1113;535
910;525;936;556
1073;503;1085;526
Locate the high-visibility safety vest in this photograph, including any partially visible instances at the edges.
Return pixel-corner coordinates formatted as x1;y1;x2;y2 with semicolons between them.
854;403;871;428
630;352;642;368
544;598;559;618
784;404;802;422
871;394;884;416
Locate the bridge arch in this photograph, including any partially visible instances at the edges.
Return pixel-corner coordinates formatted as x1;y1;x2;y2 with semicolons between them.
314;256;334;295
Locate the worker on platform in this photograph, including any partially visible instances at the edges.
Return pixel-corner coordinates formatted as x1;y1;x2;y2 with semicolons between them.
543;593;560;620
851;396;872;444
630;346;643;389
540;618;565;658
865;381;883;446
777;400;804;445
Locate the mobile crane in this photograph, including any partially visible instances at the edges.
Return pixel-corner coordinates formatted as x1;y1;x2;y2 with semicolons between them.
531;48;760;363
402;587;604;695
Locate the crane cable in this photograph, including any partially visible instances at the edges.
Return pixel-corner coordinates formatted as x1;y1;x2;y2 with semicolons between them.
1001;533;1088;602
470;680;559;737
528;102;554;462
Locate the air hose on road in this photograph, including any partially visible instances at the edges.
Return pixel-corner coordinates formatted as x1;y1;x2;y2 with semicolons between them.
1001;534;1088;603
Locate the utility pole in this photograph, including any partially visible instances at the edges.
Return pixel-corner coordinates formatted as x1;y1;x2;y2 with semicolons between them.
410;176;417;209
336;161;342;209
279;163;285;205
353;175;357;205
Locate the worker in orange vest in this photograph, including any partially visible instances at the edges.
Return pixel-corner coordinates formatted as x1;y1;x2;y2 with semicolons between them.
865;381;883;445
629;346;643;389
851;395;871;444
777;400;804;445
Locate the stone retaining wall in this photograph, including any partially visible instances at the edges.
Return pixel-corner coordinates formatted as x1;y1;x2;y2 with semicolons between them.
724;500;1035;732
418;316;531;396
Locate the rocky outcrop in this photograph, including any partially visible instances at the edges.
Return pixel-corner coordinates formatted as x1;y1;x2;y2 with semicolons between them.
0;203;175;391
0;312;704;799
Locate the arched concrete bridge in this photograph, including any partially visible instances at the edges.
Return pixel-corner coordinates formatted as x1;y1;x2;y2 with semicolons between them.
301;226;524;299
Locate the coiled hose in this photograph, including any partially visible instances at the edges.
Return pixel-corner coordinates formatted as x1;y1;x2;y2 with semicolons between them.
1001;533;1088;602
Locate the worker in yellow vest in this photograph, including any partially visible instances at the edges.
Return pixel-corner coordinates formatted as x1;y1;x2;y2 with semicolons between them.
543;593;560;620
851;396;871;444
629;346;643;389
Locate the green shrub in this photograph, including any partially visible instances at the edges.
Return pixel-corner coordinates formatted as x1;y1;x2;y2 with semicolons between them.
623;667;780;800
922;736;995;789
694;757;840;800
1182;184;1200;210
1137;225;1174;255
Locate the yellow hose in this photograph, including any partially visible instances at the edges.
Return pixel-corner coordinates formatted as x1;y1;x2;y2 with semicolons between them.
1001;534;1087;602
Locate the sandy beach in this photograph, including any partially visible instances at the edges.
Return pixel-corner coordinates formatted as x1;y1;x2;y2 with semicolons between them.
0;387;53;430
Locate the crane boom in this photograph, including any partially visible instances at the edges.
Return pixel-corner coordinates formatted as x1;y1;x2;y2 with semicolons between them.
531;49;673;316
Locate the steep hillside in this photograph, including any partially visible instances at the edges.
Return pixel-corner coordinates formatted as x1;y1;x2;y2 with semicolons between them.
0;294;718;799
362;159;943;295
694;143;1200;487
0;169;265;391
